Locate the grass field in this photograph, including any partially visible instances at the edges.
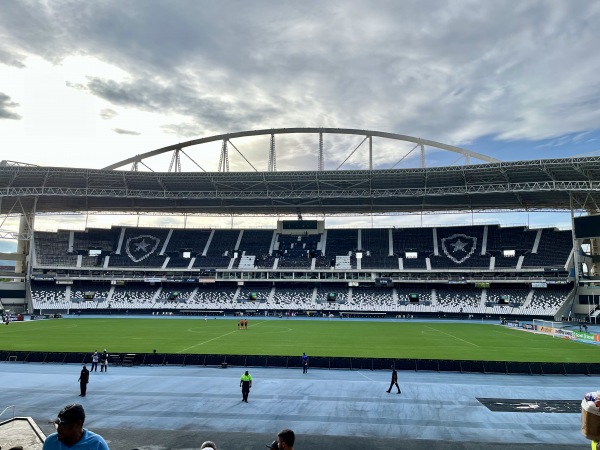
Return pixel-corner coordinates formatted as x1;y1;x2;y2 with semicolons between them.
0;318;597;362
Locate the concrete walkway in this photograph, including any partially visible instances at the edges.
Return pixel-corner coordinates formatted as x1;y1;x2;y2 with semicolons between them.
0;361;595;449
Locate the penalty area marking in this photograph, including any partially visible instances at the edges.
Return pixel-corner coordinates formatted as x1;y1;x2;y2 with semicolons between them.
424;325;480;347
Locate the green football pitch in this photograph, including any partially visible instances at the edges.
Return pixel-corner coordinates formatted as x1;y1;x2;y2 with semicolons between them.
0;318;597;362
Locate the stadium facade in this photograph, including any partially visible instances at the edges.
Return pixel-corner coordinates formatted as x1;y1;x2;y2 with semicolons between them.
1;128;600;322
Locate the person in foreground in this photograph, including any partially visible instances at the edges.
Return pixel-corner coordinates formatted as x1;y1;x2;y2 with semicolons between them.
240;370;252;402
266;428;295;450
43;404;109;450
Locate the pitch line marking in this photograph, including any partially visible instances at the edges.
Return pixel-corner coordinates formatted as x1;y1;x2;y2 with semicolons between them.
424;325;480;347
177;320;266;353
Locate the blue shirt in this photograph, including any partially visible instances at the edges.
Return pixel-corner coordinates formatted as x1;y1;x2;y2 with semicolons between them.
43;429;110;450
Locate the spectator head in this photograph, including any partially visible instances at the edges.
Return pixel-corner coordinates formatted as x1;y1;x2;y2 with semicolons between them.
53;404;85;445
200;440;217;449
277;429;295;450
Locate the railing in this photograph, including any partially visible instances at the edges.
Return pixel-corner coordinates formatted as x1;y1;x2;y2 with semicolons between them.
0;405;15;421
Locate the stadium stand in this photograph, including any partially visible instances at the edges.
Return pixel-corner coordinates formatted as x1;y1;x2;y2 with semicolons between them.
164;228;212;268
31;282;69;310
392;227;432;270
109;284;159;309
234;229;275;269
29;223;575;319
194;229;239;269
276;234;320;269
190;284;238;309
350;287;396;311
34;231;77;266
431;226;488;269
269;285;315;310
522;287;572;316
360;228;397;269
434;287;483;313
485;225;537;269
316;229;357;269
522;228;573;270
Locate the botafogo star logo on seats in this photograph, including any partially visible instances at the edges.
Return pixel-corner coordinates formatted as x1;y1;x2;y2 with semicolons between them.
125;235;161;262
441;233;477;264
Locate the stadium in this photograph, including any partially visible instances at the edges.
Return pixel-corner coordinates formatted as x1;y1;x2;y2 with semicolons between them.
1;128;600;449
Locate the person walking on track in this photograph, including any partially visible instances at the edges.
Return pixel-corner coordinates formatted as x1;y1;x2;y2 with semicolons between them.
386;364;401;394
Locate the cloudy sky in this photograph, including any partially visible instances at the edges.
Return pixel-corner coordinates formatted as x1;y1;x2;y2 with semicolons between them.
1;0;600;244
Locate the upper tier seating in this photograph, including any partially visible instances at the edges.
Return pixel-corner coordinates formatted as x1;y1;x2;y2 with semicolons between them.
360;228;397;269
194;229;239;269
73;228;120;267
165;229;212;268
109;228;170;268
234;230;275;269
431;226;488;269
392;228;432;269
34;231;77;266
276;234;320;269
31;224;574;273
522;229;573;269
324;230;357;269
486;225;537;268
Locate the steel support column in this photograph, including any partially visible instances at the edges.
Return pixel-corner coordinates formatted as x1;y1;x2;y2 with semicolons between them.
318;132;324;171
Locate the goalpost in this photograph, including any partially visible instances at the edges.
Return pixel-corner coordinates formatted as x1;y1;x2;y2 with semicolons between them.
532;319;568;338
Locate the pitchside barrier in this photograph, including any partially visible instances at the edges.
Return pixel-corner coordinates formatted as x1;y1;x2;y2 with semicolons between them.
1;350;600;375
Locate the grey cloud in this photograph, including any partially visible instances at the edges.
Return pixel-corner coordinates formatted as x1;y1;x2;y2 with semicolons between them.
86;76;281;134
1;0;600;149
161;123;204;138
100;108;118;120
113;128;140;135
0;48;26;68
0;93;22;120
66;81;87;91
0;1;69;64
